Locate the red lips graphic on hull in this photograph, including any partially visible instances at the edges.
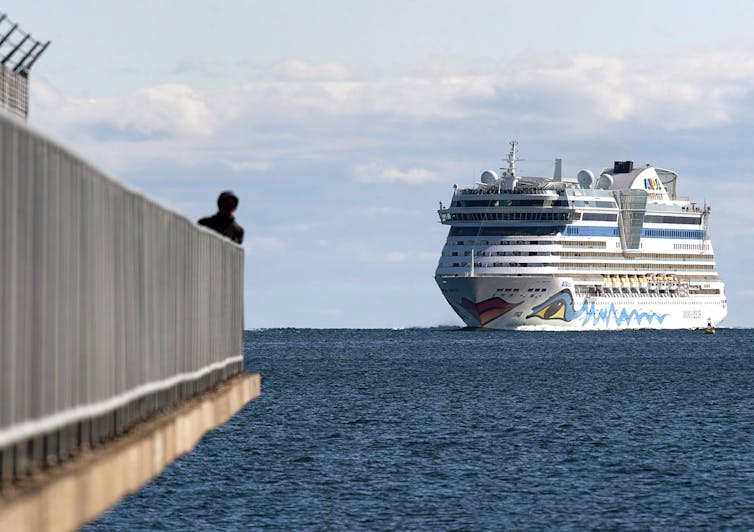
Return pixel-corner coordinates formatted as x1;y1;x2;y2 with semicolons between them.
461;297;522;326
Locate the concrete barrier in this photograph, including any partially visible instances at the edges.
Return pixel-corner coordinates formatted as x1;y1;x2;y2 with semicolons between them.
0;372;260;532
0;107;245;483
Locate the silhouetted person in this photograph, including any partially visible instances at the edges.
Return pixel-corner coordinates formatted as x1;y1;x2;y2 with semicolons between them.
198;191;244;244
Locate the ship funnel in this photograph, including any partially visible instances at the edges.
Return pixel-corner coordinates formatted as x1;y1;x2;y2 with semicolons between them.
553;158;562;182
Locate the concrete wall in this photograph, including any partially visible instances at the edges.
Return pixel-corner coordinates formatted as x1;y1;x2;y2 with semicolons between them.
0;372;260;532
0;111;245;480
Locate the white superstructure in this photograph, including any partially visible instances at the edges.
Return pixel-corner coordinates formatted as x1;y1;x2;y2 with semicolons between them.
435;142;727;329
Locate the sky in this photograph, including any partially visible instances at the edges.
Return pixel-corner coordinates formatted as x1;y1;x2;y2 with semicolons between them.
5;0;754;328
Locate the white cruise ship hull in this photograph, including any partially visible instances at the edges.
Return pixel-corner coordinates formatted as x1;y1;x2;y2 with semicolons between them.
437;275;727;330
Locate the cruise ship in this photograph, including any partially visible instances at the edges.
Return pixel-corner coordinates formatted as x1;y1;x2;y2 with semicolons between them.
435;142;727;330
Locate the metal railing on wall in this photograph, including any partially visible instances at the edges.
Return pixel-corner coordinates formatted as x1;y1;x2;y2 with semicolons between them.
0;12;49;120
0;112;245;485
0;65;28;120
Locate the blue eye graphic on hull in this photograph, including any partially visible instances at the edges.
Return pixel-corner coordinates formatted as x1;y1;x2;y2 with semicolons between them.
527;289;669;327
526;290;581;321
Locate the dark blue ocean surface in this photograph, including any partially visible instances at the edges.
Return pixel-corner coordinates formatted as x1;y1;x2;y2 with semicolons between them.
89;329;754;530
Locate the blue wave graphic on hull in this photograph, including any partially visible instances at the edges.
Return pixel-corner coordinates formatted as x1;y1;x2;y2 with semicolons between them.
527;290;669;327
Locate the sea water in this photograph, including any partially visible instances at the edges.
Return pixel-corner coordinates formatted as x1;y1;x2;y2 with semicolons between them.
89;328;754;530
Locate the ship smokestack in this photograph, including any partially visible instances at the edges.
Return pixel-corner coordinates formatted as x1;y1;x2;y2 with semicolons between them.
553;158;562;181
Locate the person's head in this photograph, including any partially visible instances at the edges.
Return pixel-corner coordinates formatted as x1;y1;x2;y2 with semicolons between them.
217;191;239;215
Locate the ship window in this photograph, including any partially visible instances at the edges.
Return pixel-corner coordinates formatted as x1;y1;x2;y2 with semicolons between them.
644;215;701;225
448;226;565;237
582;212;618;222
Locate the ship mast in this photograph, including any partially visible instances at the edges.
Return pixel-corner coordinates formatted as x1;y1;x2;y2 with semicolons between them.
504;140;520;177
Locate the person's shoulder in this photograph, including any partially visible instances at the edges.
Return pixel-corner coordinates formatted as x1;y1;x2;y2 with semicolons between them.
231;221;244;243
197;215;215;226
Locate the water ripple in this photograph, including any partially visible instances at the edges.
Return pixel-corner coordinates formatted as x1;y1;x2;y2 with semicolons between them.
88;329;754;530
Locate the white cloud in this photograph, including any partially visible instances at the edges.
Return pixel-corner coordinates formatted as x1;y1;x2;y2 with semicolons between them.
36;47;754;150
356;206;422;217
173;56;219;77
32;81;215;140
287;223;314;233
359;250;411;263
245;237;285;255
354;162;440;184
270;59;350;82
358;250;439;263
228;160;271;173
124;84;215;137
28;47;754;176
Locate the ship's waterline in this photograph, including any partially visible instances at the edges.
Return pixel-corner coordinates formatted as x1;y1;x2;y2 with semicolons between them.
437;275;726;330
435;142;727;330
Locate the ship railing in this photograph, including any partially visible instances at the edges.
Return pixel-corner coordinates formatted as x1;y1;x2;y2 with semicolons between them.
454;186;558;196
